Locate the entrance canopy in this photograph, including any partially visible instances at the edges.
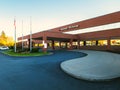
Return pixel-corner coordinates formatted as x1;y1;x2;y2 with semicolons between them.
18;31;78;41
18;31;78;52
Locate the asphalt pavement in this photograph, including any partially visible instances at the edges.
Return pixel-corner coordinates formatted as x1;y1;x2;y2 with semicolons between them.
0;50;120;90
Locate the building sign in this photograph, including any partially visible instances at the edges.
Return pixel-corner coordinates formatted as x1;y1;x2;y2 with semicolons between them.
60;25;79;31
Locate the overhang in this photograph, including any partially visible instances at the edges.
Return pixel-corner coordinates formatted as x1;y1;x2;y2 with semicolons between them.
18;31;78;41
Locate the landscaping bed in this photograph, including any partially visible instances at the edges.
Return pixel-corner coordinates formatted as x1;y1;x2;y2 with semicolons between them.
3;49;49;56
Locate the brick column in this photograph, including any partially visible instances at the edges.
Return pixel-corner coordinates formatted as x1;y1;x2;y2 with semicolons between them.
107;38;111;50
96;40;98;46
65;42;67;48
28;39;30;50
84;41;86;46
77;40;80;49
70;39;73;50
59;41;61;48
52;40;55;50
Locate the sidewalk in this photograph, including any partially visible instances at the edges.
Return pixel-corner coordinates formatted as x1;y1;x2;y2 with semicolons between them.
61;50;120;81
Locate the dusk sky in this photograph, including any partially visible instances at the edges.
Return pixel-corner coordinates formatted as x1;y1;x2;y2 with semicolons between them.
0;0;120;39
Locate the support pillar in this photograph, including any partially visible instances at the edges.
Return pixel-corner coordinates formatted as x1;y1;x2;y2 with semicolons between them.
107;38;111;50
84;41;86;46
65;42;67;49
77;40;80;49
52;40;55;50
70;39;73;50
59;41;61;48
96;40;98;46
28;39;30;50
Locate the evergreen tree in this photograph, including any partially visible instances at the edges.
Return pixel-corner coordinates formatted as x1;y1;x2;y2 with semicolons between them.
1;31;6;38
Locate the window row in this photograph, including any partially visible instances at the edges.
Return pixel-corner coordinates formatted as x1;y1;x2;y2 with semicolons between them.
34;39;120;47
80;39;120;46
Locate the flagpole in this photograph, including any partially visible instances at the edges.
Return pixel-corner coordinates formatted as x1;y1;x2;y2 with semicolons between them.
22;20;24;51
14;18;17;53
30;16;32;52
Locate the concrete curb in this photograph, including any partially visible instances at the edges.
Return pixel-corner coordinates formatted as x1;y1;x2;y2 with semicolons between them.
60;50;120;81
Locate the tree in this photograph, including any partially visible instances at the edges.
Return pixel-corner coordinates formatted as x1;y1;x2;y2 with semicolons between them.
0;31;14;46
1;31;6;38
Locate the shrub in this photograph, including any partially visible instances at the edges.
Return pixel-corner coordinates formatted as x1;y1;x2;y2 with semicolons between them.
9;46;14;49
16;48;29;53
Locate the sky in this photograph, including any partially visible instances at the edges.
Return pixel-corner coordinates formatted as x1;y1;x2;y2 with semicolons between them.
0;0;120;39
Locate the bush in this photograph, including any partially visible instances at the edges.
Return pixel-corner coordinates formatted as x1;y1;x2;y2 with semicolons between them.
16;48;29;53
14;47;39;53
9;46;14;49
23;48;29;52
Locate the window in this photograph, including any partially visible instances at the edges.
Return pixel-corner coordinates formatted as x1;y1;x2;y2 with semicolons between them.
34;44;38;47
111;39;120;46
86;40;96;46
72;42;78;45
54;42;59;47
98;40;107;46
61;42;66;48
80;41;84;46
39;44;43;47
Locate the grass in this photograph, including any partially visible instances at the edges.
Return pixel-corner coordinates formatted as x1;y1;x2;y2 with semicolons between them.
3;50;49;57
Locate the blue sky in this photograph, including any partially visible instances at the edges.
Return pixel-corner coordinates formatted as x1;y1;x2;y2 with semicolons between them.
0;0;120;38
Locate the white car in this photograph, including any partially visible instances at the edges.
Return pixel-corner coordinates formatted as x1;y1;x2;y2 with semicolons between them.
0;46;9;50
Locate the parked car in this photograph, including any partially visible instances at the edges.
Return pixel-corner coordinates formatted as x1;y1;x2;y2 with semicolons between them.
0;46;9;50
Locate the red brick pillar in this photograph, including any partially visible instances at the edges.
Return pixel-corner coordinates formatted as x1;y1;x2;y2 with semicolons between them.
52;40;55;50
96;40;98;46
65;42;67;49
77;40;80;49
59;41;61;49
70;39;73;50
107;38;111;50
28;39;30;50
84;41;86;46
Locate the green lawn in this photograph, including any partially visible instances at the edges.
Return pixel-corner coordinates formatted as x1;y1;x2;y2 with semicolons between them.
3;50;49;56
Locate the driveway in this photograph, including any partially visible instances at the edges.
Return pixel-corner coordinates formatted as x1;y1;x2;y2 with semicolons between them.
0;50;120;90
